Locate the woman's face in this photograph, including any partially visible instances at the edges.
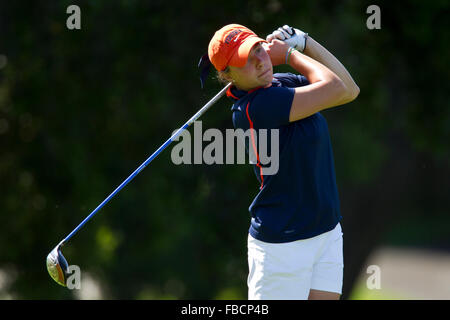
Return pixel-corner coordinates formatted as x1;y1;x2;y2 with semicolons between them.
228;43;273;91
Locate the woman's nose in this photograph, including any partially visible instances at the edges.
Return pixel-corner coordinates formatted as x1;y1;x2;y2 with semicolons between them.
255;56;264;69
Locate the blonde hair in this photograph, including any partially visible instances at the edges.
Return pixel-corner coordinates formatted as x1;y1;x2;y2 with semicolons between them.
216;66;231;85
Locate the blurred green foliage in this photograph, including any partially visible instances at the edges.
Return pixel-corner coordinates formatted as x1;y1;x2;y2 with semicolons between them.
0;0;448;299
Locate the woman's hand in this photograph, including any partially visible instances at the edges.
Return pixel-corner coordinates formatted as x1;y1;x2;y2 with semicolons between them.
266;25;308;52
264;39;290;67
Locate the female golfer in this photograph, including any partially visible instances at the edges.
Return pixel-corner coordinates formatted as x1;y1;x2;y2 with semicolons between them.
207;24;359;300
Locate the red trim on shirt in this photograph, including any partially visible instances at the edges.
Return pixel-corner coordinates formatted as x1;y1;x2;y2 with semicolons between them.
226;87;239;100
245;101;264;189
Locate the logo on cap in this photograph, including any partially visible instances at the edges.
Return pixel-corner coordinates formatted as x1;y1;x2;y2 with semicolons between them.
224;29;242;44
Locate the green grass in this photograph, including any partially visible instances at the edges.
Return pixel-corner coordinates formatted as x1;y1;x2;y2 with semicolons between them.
349;282;411;300
214;287;246;300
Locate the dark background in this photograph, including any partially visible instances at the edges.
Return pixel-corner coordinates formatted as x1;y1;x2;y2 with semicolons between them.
0;0;448;299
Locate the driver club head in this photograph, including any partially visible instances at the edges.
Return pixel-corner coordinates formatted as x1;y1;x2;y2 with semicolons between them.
46;243;69;287
198;53;212;89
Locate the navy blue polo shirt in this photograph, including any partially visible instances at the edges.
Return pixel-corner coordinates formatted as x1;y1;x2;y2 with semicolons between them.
229;72;342;243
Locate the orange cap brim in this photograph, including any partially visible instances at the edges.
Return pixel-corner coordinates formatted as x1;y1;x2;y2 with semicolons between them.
228;36;267;68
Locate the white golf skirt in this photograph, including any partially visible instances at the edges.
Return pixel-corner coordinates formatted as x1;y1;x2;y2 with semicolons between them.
247;223;343;300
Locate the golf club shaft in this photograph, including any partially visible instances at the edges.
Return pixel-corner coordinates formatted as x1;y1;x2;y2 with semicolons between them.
62;83;232;245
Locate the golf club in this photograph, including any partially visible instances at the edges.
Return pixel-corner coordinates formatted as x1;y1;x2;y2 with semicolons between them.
46;82;232;287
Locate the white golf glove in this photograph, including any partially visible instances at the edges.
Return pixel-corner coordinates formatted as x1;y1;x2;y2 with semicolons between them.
266;25;308;52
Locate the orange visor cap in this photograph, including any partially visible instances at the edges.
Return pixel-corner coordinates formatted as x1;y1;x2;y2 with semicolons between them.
208;24;266;71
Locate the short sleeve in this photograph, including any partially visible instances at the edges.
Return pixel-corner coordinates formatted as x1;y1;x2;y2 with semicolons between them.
274;72;310;88
247;86;294;129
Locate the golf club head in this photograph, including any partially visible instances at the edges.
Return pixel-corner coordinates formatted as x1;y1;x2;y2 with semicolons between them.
198;53;211;89
46;243;69;287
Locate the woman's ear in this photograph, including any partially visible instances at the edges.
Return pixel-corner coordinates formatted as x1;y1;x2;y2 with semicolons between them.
224;73;234;83
217;69;234;84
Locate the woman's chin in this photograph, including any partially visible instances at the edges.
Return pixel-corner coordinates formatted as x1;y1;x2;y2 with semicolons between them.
262;73;273;87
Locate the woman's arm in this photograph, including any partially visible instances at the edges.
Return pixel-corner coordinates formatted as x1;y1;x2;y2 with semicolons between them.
303;36;360;104
267;40;349;122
